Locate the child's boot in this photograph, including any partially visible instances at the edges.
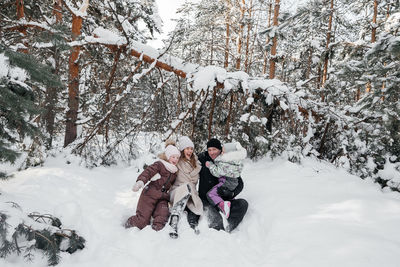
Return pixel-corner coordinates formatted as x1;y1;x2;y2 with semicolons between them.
218;201;231;218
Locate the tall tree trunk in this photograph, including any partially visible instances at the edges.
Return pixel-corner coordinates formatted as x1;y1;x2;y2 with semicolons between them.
365;0;378;95
321;0;334;92
248;10;260;73
263;3;273;75
208;87;218;139
54;0;62;23
16;0;28;53
16;0;24;19
306;47;312;79
42;0;63;148
224;0;231;68
103;48;122;144
372;0;378;43
244;0;253;72
269;0;280;79
64;10;85;147
225;92;234;137
210;26;214;65
235;0;246;70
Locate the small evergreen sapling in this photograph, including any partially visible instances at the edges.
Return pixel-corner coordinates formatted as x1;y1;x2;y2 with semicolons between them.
0;204;85;266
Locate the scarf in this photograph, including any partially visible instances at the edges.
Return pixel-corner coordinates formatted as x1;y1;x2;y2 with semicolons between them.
160;160;178;173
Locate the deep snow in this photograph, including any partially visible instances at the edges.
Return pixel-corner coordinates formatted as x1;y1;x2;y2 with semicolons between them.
1;154;400;267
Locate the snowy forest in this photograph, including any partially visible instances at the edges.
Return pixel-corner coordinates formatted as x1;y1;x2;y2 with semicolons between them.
1;0;400;266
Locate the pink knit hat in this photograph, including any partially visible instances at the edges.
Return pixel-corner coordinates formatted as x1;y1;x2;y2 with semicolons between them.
165;145;180;159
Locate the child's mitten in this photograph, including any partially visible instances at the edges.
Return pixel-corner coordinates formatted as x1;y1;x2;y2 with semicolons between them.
132;180;144;192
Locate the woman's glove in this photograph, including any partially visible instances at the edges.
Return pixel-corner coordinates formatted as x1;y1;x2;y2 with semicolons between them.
132;180;144;192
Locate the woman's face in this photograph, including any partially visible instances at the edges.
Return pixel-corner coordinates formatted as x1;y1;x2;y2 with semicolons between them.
207;147;221;160
183;147;194;160
168;155;180;165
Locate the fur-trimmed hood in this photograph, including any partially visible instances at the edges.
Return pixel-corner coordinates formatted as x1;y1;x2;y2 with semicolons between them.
218;142;247;162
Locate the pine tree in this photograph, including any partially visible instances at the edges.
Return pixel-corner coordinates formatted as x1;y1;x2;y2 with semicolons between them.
0;47;61;164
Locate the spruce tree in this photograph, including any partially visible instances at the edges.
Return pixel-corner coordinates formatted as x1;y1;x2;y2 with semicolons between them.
0;47;61;164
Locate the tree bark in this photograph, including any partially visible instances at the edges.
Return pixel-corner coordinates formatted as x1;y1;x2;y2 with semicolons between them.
16;0;24;19
225;92;234;137
244;0;253;72
269;0;280;79
372;0;378;43
64;14;83;147
224;0;231;68
15;0;28;53
54;0;63;23
208;87;218;139
103;48;122;144
235;0;246;70
321;0;334;91
263;3;273;75
306;47;312;79
43;0;63;148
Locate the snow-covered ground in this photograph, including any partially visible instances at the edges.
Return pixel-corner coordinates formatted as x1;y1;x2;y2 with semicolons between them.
1;154;400;267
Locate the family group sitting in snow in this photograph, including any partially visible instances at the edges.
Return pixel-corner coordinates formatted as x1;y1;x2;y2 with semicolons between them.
124;137;248;238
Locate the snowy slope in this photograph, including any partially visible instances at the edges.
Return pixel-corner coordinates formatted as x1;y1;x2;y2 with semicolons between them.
1;155;400;267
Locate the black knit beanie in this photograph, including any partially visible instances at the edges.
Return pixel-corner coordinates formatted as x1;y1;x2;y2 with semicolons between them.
207;138;222;150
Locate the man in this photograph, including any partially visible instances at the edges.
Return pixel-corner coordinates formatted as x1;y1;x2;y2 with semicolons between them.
187;138;248;232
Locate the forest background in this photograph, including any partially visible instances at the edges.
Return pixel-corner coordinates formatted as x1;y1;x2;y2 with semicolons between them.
1;0;399;192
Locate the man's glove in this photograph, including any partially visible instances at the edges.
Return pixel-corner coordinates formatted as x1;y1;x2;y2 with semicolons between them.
132;180;144;192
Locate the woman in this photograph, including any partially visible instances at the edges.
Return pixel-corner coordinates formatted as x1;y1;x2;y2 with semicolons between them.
168;136;203;238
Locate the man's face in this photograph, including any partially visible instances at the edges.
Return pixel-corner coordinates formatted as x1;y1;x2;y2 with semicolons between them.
207;147;221;160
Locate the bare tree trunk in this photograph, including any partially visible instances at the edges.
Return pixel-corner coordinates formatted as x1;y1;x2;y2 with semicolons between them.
321;0;334;92
16;0;24;19
262;3;273;75
190;91;195;138
306;47;312;79
386;1;392;18
224;0;231;68
16;0;28;53
54;0;62;23
103;48;122;144
210;26;214;65
64;13;84;147
244;0;253;72
248;10;260;73
356;87;361;101
372;0;378;43
269;0;280;79
235;0;246;70
208;87;217;139
225;92;234;137
365;0;378;95
42;0;63;148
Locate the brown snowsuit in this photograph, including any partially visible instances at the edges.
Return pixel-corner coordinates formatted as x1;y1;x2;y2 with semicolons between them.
126;161;177;231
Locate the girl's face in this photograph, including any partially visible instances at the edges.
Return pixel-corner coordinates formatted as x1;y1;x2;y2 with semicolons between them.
168;155;180;165
183;147;194;160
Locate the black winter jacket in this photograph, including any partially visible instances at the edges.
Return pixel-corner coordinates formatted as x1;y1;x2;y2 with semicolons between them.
197;151;244;201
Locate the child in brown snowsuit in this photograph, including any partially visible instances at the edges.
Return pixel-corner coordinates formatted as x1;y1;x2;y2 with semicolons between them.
124;144;181;231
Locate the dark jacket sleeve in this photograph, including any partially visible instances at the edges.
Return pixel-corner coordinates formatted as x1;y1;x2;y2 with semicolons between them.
137;161;161;184
197;151;207;165
232;176;244;198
